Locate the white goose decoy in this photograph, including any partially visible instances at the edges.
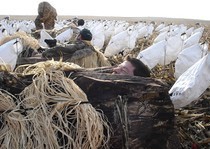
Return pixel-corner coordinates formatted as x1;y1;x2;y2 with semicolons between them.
145;23;154;38
114;21;129;35
38;23;54;48
153;31;169;44
169;52;210;109
154;24;187;44
183;31;203;49
55;28;73;44
39;29;53;48
54;20;68;31
0;38;23;71
103;23;115;46
174;42;208;79
137;25;148;39
155;22;165;32
185;27;194;38
172;24;187;36
104;26;138;57
158;25;170;33
0;28;8;41
18;20;35;34
193;26;204;34
137;34;184;69
90;22;105;50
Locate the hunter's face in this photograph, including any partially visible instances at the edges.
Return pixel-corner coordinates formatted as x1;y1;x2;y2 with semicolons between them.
112;61;135;76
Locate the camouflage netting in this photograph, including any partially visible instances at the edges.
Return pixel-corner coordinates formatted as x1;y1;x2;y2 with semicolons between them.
0;60;110;149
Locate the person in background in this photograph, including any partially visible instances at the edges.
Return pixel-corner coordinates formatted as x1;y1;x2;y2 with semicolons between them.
77;19;85;25
42;28;111;68
77;19;85;30
112;55;151;77
70;18;85;28
69;18;85;40
34;1;57;30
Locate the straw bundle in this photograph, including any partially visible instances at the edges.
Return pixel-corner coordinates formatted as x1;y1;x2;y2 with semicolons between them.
0;31;40;51
0;90;29;149
0;60;110;149
15;59;82;74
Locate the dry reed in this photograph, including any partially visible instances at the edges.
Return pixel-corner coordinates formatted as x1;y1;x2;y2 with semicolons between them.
0;60;111;149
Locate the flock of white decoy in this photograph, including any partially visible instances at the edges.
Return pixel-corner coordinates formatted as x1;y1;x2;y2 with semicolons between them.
0;17;209;109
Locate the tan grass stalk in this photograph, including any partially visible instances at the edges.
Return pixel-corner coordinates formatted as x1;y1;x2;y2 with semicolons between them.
2;60;111;149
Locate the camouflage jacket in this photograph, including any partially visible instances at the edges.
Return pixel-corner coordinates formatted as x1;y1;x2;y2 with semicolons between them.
42;40;94;59
42;40;111;68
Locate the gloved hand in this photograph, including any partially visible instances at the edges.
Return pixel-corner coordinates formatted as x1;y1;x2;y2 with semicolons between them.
37;47;46;53
44;39;57;47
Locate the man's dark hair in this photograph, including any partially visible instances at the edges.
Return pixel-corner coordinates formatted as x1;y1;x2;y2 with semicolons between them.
126;56;151;77
77;19;85;26
80;28;92;41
